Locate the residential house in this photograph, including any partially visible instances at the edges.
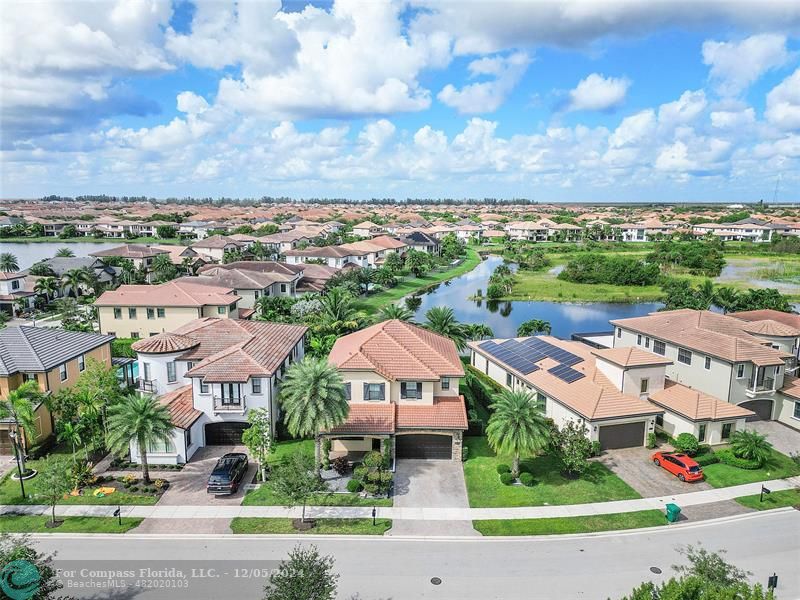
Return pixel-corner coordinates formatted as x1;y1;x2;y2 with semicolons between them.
692;222;772;242
28;257;118;298
129;318;307;463
400;230;440;254
284;235;406;268
324;320;467;463
352;221;384;238
190;235;248;262
151;245;208;274
259;230;317;254
0;327;114;454
95;279;241;339
201;261;340;293
90;245;170;282
183;266;300;310
0;272;36;316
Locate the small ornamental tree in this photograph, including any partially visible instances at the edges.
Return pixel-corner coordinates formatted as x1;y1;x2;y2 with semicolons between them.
270;452;329;525
37;456;73;527
552;420;593;477
242;407;272;482
264;544;338;600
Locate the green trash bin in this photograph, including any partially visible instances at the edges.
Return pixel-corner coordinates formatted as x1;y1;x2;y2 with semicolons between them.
665;503;681;523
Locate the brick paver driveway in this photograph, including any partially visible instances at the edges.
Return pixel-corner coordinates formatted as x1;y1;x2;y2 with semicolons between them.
599;447;711;498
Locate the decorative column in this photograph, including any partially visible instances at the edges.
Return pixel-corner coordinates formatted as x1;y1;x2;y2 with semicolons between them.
451;430;463;462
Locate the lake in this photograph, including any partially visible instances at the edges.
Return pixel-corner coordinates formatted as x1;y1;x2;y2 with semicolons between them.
0;241;123;269
412;255;662;339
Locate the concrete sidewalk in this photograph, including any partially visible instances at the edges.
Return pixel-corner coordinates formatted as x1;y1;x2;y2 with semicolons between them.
2;476;797;521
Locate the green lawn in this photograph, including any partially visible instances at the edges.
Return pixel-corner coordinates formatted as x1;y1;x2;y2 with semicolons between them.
701;449;800;488
0;515;142;533
230;518;391;535
463;437;641;508
735;488;800;511
355;248;481;311
473;510;666;536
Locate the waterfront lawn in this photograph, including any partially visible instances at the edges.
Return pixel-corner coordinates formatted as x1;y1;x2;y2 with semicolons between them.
231;518;391;535
702;449;800;488
0;515;142;533
355;248;481;311
473;510;665;536
463;437;641;508
735;488;800;511
507;269;665;303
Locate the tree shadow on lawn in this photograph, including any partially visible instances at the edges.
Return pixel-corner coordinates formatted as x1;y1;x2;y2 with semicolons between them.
518;455;608;487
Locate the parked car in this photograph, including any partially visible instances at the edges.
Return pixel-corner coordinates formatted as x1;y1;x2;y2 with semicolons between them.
207;453;249;495
651;451;704;482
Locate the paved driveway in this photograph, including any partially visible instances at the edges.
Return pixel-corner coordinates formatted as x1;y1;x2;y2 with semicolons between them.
744;420;800;457
157;445;256;506
599;447;711;498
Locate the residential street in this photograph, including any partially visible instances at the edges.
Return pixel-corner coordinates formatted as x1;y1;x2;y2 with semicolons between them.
31;509;800;599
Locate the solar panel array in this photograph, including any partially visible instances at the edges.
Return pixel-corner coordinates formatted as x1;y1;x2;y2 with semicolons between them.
478;337;586;383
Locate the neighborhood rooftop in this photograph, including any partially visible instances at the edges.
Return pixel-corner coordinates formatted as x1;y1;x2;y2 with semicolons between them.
0;326;114;376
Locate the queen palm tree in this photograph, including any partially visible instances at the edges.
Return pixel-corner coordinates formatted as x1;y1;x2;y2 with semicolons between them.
377;303;414;322
714;286;740;314
730;430;773;466
60;267;93;297
317;287;362;335
119;259;137;284
0;381;41;476
465;323;494;340
56;421;84;466
423;306;467;350
0;252;19;272
55;247;75;258
106;393;174;484
278;357;349;468
34;276;59;302
517;319;552;336
151;253;177;282
486;389;551;477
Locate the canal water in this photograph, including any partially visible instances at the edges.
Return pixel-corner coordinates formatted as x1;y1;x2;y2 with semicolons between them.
412;255;662;339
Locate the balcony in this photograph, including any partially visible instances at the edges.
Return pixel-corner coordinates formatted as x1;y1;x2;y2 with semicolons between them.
745;376;775;398
137;378;158;394
213;395;247;414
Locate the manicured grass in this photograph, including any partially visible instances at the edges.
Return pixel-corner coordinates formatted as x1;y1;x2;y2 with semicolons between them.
473;510;666;536
463;437;641;508
231;517;391;535
355;248;481;311
701;449;800;488
0;515;142;533
735;488;800;511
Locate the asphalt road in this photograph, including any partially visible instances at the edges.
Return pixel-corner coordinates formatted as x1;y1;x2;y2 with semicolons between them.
30;510;800;600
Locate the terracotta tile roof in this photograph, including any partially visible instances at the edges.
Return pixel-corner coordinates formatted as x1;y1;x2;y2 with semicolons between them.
326;403;395;435
186;268;296;290
0;272;24;281
132;332;200;354
158;385;202;430
649;381;754;422
330;320;464;381
90;244;168;259
592;347;673;368
190;235;244;249
396;396;468;430
95;279;239;307
731;309;800;329
152;245;203;266
739;319;800;337
610;309;791;366
780;375;800;400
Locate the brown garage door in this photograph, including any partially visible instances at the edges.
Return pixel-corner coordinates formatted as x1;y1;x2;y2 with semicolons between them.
739;400;773;422
0;430;12;455
395;434;452;460
205;422;249;445
599;422;645;450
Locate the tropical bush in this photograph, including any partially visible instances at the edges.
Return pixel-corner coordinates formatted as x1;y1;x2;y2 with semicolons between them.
715;449;761;470
519;472;535;487
673;433;700;456
496;464;511;475
729;430;773;466
499;472;514;485
346;479;363;493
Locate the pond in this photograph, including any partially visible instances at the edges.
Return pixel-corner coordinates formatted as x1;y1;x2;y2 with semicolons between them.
0;241;123;269
412;255;662;339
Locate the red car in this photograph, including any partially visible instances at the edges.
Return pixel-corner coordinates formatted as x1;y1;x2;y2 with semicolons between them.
651;451;704;482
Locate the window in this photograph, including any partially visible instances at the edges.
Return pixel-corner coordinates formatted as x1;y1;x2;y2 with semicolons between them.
637;334;642;345
775;365;781;376
736;364;745;378
147;439;175;454
200;381;209;394
254;291;259;299
441;377;450;390
157;308;166;318
344;382;351;401
535;392;547;413
363;383;385;401
167;362;176;383
645;337;650;349
114;307;122;319
252;378;262;394
640;378;649;394
704;356;711;370
653;340;666;356
281;284;287;293
217;306;226;314
721;423;733;440
616;328;622;338
59;363;67;381
677;348;692;365
78;354;86;372
147;308;155;319
186;362;194;370
185;428;192;448
22;373;36;383
698;424;707;442
131;332;140;339
794;401;800;420
128;307;137;319
506;373;513;387
655;414;664;427
11;280;19;290
400;381;421;399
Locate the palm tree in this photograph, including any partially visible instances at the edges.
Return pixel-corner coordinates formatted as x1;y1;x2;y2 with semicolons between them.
55;247;75;258
119;260;137;284
57;421;84;466
60;267;93;297
317;288;361;335
0;252;19;272
0;381;41;475
106;393;174;484
517;319;552;336
714;286;740;314
34;276;59;302
697;279;716;309
423;306;467;350
151;253;177;282
377;303;414;322
730;430;773;466
486;389;551;477
278;357;349;468
465;323;494;340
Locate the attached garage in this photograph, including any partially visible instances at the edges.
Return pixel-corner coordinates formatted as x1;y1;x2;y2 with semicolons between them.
0;430;12;455
205;422;249;445
395;434;452;460
598;421;646;450
739;399;773;422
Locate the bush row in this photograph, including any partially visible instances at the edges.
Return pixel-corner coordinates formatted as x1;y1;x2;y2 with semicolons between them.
715;449;762;470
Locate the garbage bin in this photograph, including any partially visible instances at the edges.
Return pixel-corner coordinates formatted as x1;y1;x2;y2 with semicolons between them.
665;503;681;523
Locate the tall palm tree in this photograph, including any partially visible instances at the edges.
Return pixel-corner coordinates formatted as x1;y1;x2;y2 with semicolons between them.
278;356;349;468
34;276;59;302
517;319;552;336
423;306;467;350
151;253;177;282
377;303;414;322
106;393;174;483
119;260;137;284
60;267;93;297
57;421;84;466
487;389;551;477
697;279;716;310
465;323;494;340
55;247;75;258
0;381;41;475
0;252;19;272
317;288;361;335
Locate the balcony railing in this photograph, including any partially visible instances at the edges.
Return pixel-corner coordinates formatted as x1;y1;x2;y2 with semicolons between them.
137;378;158;394
746;377;775;397
213;395;247;413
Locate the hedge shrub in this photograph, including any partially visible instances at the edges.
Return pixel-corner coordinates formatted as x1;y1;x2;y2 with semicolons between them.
346;479;363;493
716;449;761;470
499;472;515;485
519;472;535;487
496;464;511;475
673;433;700;456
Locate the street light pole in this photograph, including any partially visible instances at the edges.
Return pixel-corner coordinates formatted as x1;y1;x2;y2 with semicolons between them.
9;430;26;499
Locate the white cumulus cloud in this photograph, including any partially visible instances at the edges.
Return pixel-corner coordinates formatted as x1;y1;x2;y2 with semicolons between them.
565;73;630;112
702;33;790;96
438;52;531;114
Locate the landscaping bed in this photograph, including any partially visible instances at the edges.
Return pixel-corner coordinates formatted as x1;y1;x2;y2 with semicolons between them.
735;488;800;511
0;515;143;533
230;518;391;535
473;510;666;536
701;448;800;488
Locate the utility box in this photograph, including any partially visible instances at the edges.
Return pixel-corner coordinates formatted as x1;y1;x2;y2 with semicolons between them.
665;503;681;523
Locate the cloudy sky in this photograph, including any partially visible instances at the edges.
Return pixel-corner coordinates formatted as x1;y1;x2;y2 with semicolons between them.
1;0;799;201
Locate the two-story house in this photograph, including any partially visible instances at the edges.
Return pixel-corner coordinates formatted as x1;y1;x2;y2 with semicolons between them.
0;272;36;316
129;318;307;464
0;327;114;454
95;279;241;339
90;244;170;282
189;235;249;262
323;320;467;464
184;266;301;309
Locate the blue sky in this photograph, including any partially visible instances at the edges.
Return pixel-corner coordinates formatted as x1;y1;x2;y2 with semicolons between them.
1;1;799;202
